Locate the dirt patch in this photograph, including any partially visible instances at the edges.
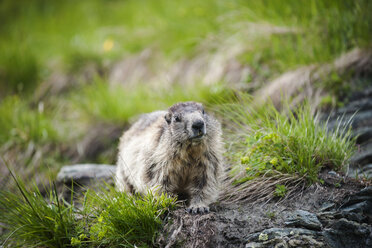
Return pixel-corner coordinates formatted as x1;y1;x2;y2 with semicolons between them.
157;171;365;247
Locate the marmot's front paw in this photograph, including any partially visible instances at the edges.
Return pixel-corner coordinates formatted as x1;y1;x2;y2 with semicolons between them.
186;205;210;214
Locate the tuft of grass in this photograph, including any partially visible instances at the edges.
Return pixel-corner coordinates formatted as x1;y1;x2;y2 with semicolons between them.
0;172;78;248
73;80;232;124
220;94;356;202
0;96;58;146
224;95;355;183
86;187;176;247
0;170;176;248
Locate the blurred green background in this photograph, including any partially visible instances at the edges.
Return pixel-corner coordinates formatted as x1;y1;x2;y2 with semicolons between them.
0;0;371;189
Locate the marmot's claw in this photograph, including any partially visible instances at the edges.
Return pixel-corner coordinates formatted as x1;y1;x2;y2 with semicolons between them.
192;208;198;214
186;206;210;214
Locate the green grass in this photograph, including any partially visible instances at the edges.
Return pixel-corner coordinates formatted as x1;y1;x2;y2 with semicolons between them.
0;96;59;146
86;187;176;247
0;0;229;91
0;171;176;248
239;0;372;76
222;95;356;184
0;1;370;242
0;173;77;248
73;80;232;124
1;0;371;92
0;46;40;94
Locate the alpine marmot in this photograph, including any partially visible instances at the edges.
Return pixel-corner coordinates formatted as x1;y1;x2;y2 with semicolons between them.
115;101;223;214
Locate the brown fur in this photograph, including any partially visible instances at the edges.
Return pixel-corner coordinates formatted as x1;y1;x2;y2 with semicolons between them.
115;102;224;214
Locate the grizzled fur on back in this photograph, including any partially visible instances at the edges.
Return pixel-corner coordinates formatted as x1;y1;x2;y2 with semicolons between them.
115;101;223;213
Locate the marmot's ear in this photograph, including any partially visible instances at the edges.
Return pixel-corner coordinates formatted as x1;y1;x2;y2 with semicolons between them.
164;112;172;124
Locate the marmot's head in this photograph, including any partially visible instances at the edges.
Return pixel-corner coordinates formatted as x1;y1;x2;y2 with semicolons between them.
165;102;207;144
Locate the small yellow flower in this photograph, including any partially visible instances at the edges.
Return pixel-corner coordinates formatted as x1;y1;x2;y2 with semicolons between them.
103;38;114;52
270;157;278;165
71;237;81;246
241;156;250;164
79;233;87;240
245;166;251;172
98;230;106;240
98;216;103;223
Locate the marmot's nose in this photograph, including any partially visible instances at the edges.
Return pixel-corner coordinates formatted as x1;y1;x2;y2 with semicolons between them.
192;120;205;134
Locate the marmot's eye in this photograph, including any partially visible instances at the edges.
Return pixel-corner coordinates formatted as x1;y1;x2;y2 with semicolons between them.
174;115;181;122
202;109;205;115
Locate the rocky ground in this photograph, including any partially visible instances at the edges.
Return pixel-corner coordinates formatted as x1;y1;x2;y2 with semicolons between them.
328;86;372;179
57;164;371;248
156;172;371;248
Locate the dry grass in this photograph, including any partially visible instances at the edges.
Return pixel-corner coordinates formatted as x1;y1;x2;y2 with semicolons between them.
220;171;306;204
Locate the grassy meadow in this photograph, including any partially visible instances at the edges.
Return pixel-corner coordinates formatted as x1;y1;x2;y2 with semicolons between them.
0;0;371;247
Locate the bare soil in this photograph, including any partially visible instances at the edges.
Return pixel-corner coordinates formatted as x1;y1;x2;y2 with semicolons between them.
157;170;365;248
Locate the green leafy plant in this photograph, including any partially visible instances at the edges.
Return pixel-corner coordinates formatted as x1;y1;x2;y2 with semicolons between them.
274;184;287;198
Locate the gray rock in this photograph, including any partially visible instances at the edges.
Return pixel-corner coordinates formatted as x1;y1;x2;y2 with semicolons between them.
247;227;319;240
336;98;372;115
350;150;372;168
245;242;263;248
285;210;323;231
328;170;339;176
348;164;372;179
356;186;372;198
329;110;372;130
57;164;117;201
340;186;372;222
324;86;372;180
341;187;372;208
323;218;372;248
360;164;372;173
317;211;339;227
342;201;369;214
349;141;372;179
57;164;116;185
353;127;372;144
319;202;335;212
246;227;325;248
348;87;372;102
